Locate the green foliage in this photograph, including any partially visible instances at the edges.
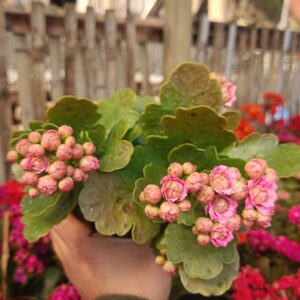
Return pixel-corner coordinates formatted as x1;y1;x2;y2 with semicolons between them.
223;110;241;130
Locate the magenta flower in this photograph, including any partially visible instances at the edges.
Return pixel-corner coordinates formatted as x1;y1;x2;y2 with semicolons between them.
14;267;28;284
210;223;234;247
79;155;100;173
159;201;180;222
205;195;237;224
37;175;58;195
246;176;277;216
160;175;188;202
41;130;61;151
209;165;237;195
288;205;300;225
49;284;80;300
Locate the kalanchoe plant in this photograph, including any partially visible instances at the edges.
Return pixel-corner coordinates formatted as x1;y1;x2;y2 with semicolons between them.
7;62;300;297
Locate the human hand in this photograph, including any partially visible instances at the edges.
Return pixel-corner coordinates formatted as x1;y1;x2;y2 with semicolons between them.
50;214;172;300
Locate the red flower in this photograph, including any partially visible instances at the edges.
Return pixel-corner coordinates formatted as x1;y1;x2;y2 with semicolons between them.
237;232;248;245
235;119;255;140
0;180;25;205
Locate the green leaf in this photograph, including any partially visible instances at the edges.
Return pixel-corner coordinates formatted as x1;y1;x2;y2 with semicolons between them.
165;224;236;280
29;120;44;131
160;63;223;111
134;96;156;113
227;133;278;161
98;88;139;134
22;189;79;242
179;254;239;296
47;96;101;135
176;208;196;226
10;131;30;146
11;163;24;181
222;110;240;130
85;124;106;154
124;125;143;142
21;191;63;217
147;106;236;161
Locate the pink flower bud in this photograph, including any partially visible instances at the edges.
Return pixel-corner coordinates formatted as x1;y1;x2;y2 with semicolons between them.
83;174;89;182
196;185;215;204
144;205;159;220
210;223;234;247
16;139;31;156
245;159;267;179
6;150;18;162
65;136;76;147
48;161;67;180
73;168;85;182
197;234;211;246
242;209;257;221
58;177;74;192
28;131;41;144
139;192;146;204
160;248;168;256
228;215;241;231
256;212;272;228
199;173;209;185
79;155;100;173
178;200;192;212
242;219;254;227
83;142;96;155
163;261;177;276
27;144;45;157
20;158;32;170
186;172;204;193
28;188;39;198
72;144;84;159
167;162;183;177
265;168;278;182
20;156;50;174
277;190;291;201
192;225;199;235
231;181;247;201
159;201;180;222
56;144;73;161
58;125;73;138
143;184;162;205
182;162;196;175
66;165;75;177
155;256;166;265
228;167;242;180
161;175;188;202
22;172;38;186
41;130;61;151
195;217;213;234
37;175;58;195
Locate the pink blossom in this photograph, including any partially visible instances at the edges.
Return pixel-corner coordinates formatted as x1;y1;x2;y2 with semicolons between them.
41;130;61;151
58;125;73;138
242;208;257;221
196;185;215;203
246;176;277;216
73;168;85;182
209;165;237;195
186;172;204;193
160;175;188;202
72;144;84;159
37;175;58;195
197;234;211;246
159;201;180;222
28;188;39;198
210;223;234;247
205;195;237;224
49;284;80;300
6;150;19;162
58;177;74;192
199;173;209;185
27;144;45;157
16;139;31;156
256;212;272;228
245;159;267;179
265;168;278;182
65;136;76;147
223;81;237;107
144;204;159;220
182;162;196;175
79;155;100;173
48;161;67;180
232;181;247;201
288;205;300;225
66;165;75;177
195;217;213;234
56;144;73;161
28;131;41;144
143;184;162;205
228;215;241;231
14;267;28;284
22;172;38;186
178;199;192;212
83;142;97;155
21;156;50;174
167;162;183;177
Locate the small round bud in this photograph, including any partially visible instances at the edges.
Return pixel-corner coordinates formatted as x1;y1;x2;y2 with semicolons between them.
265;168;278;182
79;155;100;173
256;212;272;228
199;173;209;185
143;184;162;205
155;256;166;265
16;139;31;156
28;188;39;198
182;162;196;175
195;217;213;234
37;175;58;195
192;225;199;235
27;144;45;157
56;144;73;161
58;177;74;192
245;159;267;179
197;234;211;246
228;167;241;180
41;130;61;151
139;192;146;204
163;261;177;276
178;200;192;212
28;131;41;144
73;168;85;182
66;165;75;177
20;158;32;170
231;181;247;201
65;136;76;147
159;201;180;222
160;248;168;256
6;150;18;162
83;142;97;155
228;215;241;231
72;144;84;159
167;162;183;177
186;172;203;192
196;185;215;204
242;209;257;222
144;205;159;220
58;125;73;138
242;219;254;227
22;172;38;186
48;161;67;180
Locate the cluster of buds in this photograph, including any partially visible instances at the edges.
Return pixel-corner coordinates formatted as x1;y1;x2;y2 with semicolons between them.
7;125;100;198
139;162;201;222
154;248;177;276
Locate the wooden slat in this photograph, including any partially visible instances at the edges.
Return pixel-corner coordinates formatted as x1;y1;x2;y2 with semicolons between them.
139;41;150;95
64;4;77;95
31;1;46;120
211;23;226;73
195;14;210;64
105;9;118;97
75;28;87;97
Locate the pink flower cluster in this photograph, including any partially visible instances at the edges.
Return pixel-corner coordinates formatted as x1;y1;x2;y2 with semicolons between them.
49;284;81;300
7;125;100;197
288;204;300;228
248;229;300;263
232;265;300;300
